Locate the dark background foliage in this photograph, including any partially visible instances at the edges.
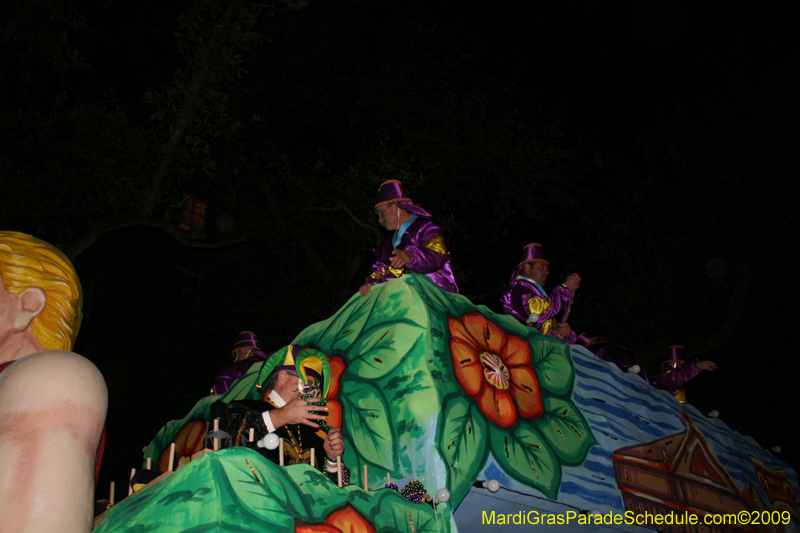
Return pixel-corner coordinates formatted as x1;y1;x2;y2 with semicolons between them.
1;0;797;501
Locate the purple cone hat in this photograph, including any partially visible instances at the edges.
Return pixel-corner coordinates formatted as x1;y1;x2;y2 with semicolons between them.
374;180;433;219
233;331;260;350
518;243;549;267
576;333;599;347
665;345;687;362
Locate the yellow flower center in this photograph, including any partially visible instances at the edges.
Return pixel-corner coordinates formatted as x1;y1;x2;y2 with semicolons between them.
479;352;510;390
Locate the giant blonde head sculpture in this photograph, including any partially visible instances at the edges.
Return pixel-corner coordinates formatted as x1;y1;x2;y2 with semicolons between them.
0;231;82;351
0;232;104;533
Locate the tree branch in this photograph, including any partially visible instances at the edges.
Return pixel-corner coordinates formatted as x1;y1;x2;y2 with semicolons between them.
257;182;338;290
0;22;18;45
59;213;247;259
306;205;381;239
141;0;238;216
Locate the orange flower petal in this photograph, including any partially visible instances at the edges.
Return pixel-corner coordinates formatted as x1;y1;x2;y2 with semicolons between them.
502;334;532;367
173;424;191;453
326;400;343;428
183;420;206;456
461;312;506;355
450;338;484;396
326;506;376;533
158;448;171;472
158;419;205;472
477;387;517;428
327;356;346;399
509;366;544;419
447;316;479;350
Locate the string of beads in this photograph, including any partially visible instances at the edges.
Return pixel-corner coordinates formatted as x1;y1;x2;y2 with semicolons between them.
400;480;427;503
550;296;573;342
301;393;332;432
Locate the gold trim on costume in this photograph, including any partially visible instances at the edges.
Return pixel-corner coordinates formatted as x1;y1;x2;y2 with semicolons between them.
527;297;552;316
527;297;554;335
374;197;411;209
539;318;557;336
423;235;447;256
674;389;687;404
282;445;313;465
387;265;404;278
368;265;405;283
367;259;411;285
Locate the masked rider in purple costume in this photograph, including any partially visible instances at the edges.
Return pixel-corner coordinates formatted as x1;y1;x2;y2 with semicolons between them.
651;345;717;403
211;331;270;395
500;243;580;343
359;180;458;296
574;338;716;402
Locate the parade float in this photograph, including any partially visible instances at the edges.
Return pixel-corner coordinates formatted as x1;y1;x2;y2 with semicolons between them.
92;274;799;533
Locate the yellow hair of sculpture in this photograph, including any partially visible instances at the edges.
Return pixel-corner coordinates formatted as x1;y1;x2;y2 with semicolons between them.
0;231;82;351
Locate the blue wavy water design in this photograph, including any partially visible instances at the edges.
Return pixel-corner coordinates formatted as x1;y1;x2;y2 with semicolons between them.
581;458;616;479
476;345;800;513
564;470;619;492
560;481;623;508
573;394;684;438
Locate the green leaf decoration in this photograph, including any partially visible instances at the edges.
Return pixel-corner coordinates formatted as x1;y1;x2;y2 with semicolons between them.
341;378;396;470
437;394;489;506
98;448;448;532
294;282;428;381
488;422;561;500
345;321;426;381
356;488;448;533
97;449;301;532
530;338;574;396
533;396;597;466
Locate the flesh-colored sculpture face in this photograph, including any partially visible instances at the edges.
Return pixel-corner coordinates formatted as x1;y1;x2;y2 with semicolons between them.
0;231;82;354
0;274;46;361
0;277;16;343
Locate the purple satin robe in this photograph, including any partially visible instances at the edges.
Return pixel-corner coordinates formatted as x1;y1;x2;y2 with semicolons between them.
500;275;576;343
368;217;458;293
212;351;269;395
651;358;702;395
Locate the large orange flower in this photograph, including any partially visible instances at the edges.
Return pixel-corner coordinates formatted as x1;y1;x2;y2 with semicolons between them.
449;312;543;428
158;418;206;471
325;355;345;429
296;505;376;533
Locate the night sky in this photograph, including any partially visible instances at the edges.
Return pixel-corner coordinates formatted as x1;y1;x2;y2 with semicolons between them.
2;0;798;503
